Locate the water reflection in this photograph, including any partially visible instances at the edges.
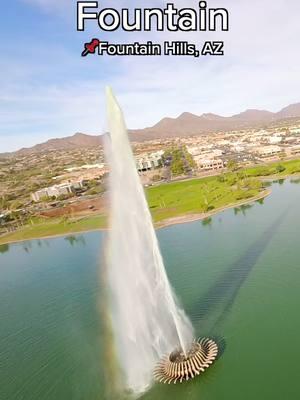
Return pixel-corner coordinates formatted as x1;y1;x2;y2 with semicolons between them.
256;198;265;205
202;217;212;227
234;203;253;216
64;235;86;247
271;178;286;185
263;181;273;187
0;243;10;254
0;238;52;255
290;177;300;184
22;241;32;253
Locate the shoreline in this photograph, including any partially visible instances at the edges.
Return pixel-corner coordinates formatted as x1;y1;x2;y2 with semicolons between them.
155;188;271;229
2;156;300;247
0;189;271;247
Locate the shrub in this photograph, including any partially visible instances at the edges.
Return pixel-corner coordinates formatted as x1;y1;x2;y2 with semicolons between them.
276;164;286;173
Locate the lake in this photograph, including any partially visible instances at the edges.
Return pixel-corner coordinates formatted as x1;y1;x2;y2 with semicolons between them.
1;179;300;399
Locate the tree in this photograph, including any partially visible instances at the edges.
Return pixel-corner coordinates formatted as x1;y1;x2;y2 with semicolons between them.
171;159;185;176
276;164;286;173
227;159;239;172
9;200;23;210
61;215;70;226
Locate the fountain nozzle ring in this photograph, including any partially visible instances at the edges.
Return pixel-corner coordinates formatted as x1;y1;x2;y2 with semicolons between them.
154;338;218;384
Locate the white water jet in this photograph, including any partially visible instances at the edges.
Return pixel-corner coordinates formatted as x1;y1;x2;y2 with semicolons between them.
104;87;194;395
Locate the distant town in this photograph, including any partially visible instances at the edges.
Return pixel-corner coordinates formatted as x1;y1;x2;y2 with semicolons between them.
1;117;300;237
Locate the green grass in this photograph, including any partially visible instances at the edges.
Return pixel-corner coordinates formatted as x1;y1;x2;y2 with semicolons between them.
0;174;261;244
2;157;300;245
0;215;107;245
245;158;300;177
147;174;262;222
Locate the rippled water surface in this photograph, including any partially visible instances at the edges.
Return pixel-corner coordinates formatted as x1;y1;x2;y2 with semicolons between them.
1;180;300;399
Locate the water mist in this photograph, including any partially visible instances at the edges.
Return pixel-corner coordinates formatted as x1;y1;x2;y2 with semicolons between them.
104;88;194;395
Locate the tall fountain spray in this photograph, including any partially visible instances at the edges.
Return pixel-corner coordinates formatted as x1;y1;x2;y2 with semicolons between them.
104;88;194;394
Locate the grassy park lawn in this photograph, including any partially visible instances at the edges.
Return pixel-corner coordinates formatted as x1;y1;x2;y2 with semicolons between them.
147;159;300;224
245;158;300;177
0;174;263;244
1;157;300;245
0;215;107;245
147;174;262;222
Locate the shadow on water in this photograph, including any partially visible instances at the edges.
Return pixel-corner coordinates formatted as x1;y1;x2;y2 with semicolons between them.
188;209;288;342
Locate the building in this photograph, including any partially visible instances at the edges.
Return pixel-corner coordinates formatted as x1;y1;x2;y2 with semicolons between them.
31;181;84;202
255;145;282;158
287;144;300;156
65;163;105;172
290;128;300;134
231;145;245;153
31;188;49;202
187;145;214;156
194;156;225;171
268;136;282;144
136;151;164;172
53;165;109;183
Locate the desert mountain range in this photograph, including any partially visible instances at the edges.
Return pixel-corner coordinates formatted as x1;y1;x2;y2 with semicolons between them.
4;102;300;156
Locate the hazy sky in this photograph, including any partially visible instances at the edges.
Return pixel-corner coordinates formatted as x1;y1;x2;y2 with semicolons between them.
1;0;300;152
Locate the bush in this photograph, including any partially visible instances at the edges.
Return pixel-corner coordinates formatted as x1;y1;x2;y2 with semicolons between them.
9;200;23;210
226;176;238;186
227;160;239;172
86;186;104;195
276;164;286;173
245;179;263;190
202;204;215;212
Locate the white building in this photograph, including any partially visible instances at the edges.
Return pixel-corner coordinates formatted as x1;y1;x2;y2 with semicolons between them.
287;144;300;156
31;181;83;202
65;164;105;172
136;151;164;172
31;188;49;202
231;145;245;153
290;128;300;134
255;145;282;157
268;136;282;144
194;155;225;171
187;145;214;156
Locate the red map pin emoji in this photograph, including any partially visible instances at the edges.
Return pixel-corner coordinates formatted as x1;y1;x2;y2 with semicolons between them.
82;39;100;57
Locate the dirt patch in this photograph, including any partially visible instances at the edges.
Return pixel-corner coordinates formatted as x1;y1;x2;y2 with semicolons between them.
39;197;107;218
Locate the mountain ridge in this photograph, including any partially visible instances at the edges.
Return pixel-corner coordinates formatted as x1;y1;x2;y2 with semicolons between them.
4;102;300;156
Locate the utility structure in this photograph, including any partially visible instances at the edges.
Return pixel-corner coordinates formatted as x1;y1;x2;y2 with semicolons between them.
154;338;218;384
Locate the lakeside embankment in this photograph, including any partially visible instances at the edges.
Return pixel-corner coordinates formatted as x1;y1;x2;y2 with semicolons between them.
1;158;300;246
0;190;271;247
155;189;271;229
